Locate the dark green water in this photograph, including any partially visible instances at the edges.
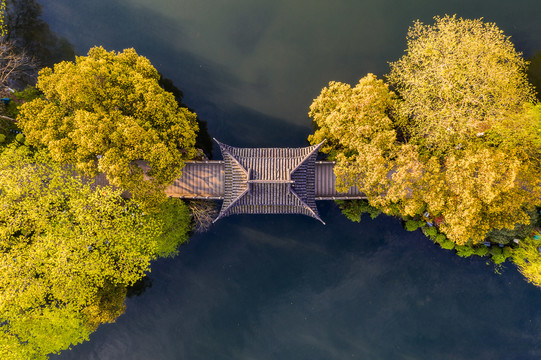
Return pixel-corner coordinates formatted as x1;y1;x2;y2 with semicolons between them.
42;0;541;359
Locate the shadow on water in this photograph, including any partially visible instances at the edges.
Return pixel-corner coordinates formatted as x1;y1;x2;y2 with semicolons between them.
41;0;241;104
42;0;312;151
208;103;312;151
527;50;541;101
6;0;76;69
126;276;153;298
158;73;214;157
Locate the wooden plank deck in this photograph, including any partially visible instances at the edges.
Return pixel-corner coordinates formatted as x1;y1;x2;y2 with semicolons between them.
166;161;225;199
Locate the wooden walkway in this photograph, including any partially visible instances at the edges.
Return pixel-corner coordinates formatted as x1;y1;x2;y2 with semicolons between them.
165;161;224;199
166;161;365;200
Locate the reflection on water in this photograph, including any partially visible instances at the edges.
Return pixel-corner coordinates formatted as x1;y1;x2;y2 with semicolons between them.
55;205;541;360
40;0;541;359
7;0;75;69
43;0;541;135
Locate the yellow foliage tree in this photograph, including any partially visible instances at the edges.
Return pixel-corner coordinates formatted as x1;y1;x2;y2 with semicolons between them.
0;0;6;37
0;146;162;359
309;16;541;245
18;46;198;207
435;147;535;244
309;74;398;198
388;15;536;152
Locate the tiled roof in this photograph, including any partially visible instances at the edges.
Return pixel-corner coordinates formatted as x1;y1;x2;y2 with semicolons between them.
214;139;324;223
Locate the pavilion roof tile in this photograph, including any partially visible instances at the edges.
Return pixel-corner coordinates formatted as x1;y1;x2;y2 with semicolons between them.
213;139;324;223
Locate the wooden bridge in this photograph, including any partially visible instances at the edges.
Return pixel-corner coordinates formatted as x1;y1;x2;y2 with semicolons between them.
95;141;365;223
165;161;365;200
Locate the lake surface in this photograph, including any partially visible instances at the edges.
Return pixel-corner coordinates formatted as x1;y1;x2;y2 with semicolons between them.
41;0;541;359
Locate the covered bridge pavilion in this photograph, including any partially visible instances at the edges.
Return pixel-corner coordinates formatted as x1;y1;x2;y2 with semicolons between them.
164;139;365;223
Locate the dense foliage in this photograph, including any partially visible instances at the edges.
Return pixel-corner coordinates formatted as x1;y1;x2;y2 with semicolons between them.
309;14;541;287
0;145;192;359
0;146;190;359
18;46;199;207
0;147;148;358
388;16;535;152
513;236;541;287
309;15;541;247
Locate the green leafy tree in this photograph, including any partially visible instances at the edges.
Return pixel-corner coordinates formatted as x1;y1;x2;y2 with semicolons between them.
336;199;381;223
512;237;541;287
18;46;198;207
0;146;164;359
149;197;192;258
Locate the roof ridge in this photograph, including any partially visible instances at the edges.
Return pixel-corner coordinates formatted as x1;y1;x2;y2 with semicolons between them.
289;187;325;224
214;138;250;178
290;140;325;175
213;185;251;222
213;139;326;224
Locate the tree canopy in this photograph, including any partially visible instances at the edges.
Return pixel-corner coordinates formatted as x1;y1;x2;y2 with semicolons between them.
309;16;541;246
387;15;536;152
18;46;199;206
0;145;192;359
513;236;541;288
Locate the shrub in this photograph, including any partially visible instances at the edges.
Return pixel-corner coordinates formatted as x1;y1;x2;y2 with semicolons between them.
435;234;447;243
456;245;475;257
512;237;541;287
424;227;438;237
337;199;382;223
440;240;455;250
405;220;420;231
490;247;502;256
14;86;42;102
474;247;489;256
492;253;508;264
